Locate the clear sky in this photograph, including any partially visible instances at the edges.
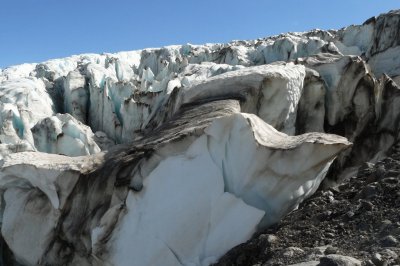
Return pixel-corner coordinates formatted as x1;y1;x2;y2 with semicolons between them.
0;0;399;68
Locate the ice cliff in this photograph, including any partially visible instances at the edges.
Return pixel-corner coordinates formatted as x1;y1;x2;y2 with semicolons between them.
0;9;400;266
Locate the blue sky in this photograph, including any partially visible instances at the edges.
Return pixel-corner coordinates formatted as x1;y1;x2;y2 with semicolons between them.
0;0;399;68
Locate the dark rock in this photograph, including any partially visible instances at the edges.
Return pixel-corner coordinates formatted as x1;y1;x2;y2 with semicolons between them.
319;254;361;266
325;232;336;239
380;235;398;247
236;254;247;265
356;220;371;231
259;234;279;246
359;162;375;173
382;170;400;178
379;220;393;231
380;177;399;188
364;260;375;266
324;246;338;255
375;166;386;180
283;247;304;257
359;184;379;199
381;248;399;261
371;253;387;266
360;200;374;211
288;261;320;266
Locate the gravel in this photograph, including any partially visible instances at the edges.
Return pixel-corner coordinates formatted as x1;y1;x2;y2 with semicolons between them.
214;150;400;266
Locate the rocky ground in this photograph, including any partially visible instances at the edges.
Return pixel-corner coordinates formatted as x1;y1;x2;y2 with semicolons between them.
215;145;400;266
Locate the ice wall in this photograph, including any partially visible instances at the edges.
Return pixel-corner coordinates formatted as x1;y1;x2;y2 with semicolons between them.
0;9;399;266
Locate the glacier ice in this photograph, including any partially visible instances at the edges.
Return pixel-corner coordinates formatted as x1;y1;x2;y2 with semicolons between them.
32;114;101;156
0;9;399;266
108;135;264;266
0;106;350;266
62;70;88;123
179;64;306;135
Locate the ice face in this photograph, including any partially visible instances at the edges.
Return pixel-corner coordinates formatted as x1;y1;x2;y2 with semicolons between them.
0;10;397;152
0;9;399;266
108;135;265;266
0;111;350;266
32;114;101;156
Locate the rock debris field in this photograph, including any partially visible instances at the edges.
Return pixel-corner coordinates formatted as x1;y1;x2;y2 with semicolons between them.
216;146;400;265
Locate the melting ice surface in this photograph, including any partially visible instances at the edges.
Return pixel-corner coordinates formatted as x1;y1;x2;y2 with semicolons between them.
0;10;400;266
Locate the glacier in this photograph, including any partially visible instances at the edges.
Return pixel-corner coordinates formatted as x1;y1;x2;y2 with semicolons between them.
0;9;400;266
